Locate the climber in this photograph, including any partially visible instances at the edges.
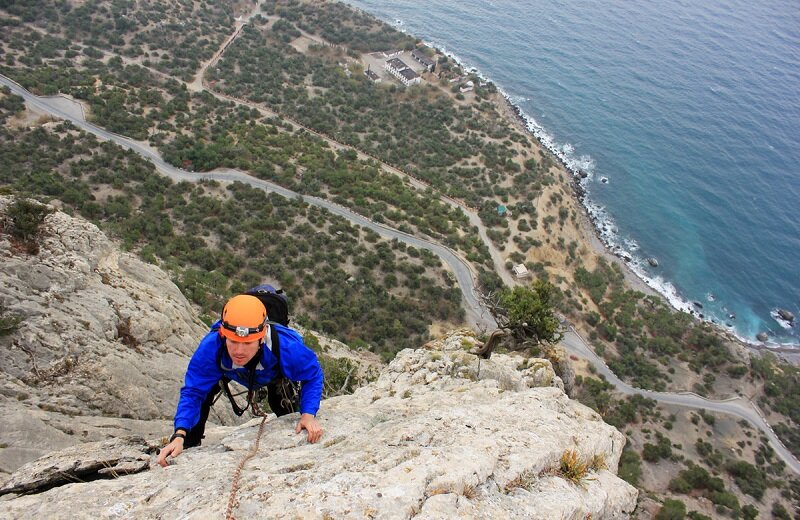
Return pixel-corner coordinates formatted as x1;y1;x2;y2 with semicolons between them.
157;294;323;467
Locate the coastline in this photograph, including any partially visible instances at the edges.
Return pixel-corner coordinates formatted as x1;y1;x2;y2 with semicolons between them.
496;93;800;362
392;13;798;349
493;94;657;299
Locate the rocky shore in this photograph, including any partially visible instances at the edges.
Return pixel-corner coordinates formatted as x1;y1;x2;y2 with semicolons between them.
498;92;799;364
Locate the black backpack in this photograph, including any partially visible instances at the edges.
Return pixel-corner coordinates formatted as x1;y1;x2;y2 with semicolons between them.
245;284;290;326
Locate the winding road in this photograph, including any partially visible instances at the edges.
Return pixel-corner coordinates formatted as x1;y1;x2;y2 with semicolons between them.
2;12;798;476
0;74;494;331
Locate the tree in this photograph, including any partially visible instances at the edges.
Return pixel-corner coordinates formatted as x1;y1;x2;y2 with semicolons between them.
481;280;563;348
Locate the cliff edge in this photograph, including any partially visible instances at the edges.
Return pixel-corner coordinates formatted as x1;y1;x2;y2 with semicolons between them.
1;330;637;519
0;196;209;475
0;199;637;518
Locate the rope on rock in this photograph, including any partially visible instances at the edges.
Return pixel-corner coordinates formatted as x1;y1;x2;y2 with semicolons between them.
225;412;270;520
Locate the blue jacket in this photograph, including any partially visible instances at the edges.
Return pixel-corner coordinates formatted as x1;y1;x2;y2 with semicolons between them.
173;322;323;432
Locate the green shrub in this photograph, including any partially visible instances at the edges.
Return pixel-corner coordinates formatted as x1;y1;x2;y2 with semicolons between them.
740;504;758;520
709;491;739;514
0;304;23;336
618;447;642;486
655;499;686;520
771;501;791;520
6;198;50;242
725;459;766;500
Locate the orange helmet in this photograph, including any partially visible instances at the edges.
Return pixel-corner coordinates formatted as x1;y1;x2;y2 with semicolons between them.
219;295;268;343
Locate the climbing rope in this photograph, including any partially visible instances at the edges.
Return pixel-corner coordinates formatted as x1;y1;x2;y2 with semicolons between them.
224;380;299;519
225;414;270;520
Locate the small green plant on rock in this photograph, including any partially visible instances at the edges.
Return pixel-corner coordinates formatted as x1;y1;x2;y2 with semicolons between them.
3;198;51;254
0;304;23;336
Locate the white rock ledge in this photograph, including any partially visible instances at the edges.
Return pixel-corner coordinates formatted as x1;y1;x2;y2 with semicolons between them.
0;330;637;519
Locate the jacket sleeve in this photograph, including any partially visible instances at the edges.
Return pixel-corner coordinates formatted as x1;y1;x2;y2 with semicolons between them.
279;328;324;416
174;331;223;431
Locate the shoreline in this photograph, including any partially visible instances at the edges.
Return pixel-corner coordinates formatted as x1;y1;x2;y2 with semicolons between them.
498;94;800;360
381;16;800;357
408;28;797;351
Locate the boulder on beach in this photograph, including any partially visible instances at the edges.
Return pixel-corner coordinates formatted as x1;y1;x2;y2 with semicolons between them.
647;257;659;267
757;332;769;342
777;309;795;324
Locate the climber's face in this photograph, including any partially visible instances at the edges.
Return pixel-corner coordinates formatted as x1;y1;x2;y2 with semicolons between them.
227;339;260;366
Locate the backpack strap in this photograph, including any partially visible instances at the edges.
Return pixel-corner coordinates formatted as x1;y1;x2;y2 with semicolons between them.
268;323;284;379
213;323;286;416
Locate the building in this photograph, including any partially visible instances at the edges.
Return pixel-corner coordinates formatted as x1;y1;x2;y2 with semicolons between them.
384;58;420;86
364;68;381;83
460;80;475;93
398;68;420;85
512;264;530;278
410;48;435;72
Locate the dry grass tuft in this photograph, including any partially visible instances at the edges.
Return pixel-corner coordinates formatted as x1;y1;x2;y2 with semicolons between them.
504;469;538;493
558;449;589;486
588;453;607;471
460;482;478;500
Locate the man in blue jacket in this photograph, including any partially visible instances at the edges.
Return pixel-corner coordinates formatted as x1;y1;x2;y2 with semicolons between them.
157;294;323;467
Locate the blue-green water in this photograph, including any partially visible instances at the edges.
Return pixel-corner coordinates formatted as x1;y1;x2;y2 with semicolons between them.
345;0;800;346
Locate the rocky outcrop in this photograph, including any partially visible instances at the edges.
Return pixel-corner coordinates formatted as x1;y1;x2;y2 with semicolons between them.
0;330;637;519
777;309;795;324
0;197;216;474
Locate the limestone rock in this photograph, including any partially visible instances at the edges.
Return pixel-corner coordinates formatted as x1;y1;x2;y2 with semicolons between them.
0;436;157;496
0;197;235;473
0;330;637;519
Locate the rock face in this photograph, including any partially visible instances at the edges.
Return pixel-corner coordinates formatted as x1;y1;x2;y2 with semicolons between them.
0;197;217;474
0;330;637;519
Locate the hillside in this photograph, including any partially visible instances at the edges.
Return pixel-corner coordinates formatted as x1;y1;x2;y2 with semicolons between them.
0;0;798;517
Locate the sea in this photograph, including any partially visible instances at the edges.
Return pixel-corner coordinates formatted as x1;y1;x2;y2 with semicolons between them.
344;0;800;347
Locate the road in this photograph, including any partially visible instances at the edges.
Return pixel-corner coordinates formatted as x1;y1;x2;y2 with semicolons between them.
3;61;799;475
562;327;800;474
0;74;495;331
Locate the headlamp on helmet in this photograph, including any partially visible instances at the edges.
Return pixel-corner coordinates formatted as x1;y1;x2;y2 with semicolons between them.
219;295;268;343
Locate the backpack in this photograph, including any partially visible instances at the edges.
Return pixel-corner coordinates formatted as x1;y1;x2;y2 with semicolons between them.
245;284;290;326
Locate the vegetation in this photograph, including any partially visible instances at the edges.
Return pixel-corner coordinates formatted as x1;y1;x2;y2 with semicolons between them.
4;197;50;244
725;460;766;500
261;0;416;52
642;432;673;463
0;114;463;356
482;280;563;349
750;353;800;457
572;375;657;429
0;88;24;121
207;10;545;221
655;499;686;520
1;0;233;81
557;449;589;486
573;258;738;391
0;303;23;336
617;447;642;487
